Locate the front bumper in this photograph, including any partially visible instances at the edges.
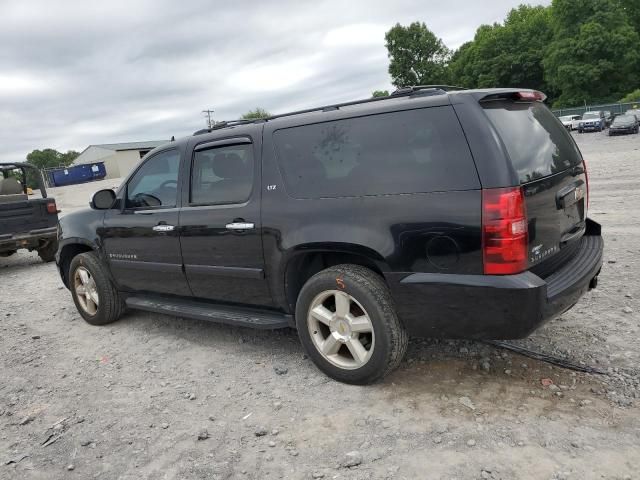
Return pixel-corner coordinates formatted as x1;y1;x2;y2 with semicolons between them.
0;227;57;253
610;127;635;134
579;123;602;131
388;220;603;340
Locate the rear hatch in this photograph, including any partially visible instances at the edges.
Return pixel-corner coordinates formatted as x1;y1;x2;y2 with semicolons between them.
482;97;587;277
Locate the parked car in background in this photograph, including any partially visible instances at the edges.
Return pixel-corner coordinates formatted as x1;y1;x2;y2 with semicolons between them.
56;87;603;384
603;111;613;126
559;114;581;131
578;111;606;133
608;114;639;135
625;109;640;122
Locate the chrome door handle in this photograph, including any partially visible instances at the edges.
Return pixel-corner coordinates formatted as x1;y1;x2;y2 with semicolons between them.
152;224;175;232
225;222;255;230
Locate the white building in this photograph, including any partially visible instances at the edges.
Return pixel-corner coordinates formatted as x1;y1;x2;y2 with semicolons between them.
73;140;167;179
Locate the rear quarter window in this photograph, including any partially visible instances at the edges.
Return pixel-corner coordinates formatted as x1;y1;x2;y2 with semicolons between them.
273;106;479;199
483;102;583;184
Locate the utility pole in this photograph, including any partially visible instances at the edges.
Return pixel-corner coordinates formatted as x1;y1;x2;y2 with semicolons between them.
202;109;215;129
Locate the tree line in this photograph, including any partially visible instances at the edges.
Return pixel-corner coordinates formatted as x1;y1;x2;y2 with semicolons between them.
382;0;640;107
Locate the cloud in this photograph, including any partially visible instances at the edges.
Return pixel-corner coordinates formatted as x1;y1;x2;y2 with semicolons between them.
0;0;550;161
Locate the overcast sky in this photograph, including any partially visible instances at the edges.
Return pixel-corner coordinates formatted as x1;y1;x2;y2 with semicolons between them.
0;0;549;162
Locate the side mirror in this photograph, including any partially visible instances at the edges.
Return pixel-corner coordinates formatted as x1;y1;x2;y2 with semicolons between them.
91;189;116;210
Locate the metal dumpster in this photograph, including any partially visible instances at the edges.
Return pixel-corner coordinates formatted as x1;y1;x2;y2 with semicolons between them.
48;162;106;187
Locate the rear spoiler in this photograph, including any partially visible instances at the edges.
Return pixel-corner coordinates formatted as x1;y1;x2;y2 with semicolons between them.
479;90;547;103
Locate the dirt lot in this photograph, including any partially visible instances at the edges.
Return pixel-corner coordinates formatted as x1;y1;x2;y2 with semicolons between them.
1;132;639;480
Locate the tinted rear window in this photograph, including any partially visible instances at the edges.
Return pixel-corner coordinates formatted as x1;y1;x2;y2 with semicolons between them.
483;102;583;184
273;106;479;199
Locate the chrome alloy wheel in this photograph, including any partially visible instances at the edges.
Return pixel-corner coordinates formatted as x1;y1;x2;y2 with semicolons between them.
307;290;375;369
74;266;99;315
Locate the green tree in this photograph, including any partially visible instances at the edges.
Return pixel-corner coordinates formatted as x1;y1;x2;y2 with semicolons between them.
543;0;640;107
384;22;451;87
25;149;79;170
240;107;271;120
620;0;640;34
620;89;640;102
371;90;389;97
24;149;79;188
448;5;553;95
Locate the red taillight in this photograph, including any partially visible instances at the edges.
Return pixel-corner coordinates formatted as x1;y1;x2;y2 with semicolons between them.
482;187;528;275
516;91;547;102
583;159;589;209
46;200;58;214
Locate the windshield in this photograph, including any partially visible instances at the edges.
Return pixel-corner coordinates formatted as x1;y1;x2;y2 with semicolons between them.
614;115;634;124
582;113;600;119
559;116;572;121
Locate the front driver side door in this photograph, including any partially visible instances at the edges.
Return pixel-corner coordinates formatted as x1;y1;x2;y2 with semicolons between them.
100;148;191;296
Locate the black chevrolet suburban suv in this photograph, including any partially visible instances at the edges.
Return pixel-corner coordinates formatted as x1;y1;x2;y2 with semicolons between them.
56;87;603;384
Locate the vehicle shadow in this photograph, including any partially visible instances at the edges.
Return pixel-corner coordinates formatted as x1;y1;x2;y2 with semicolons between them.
112;307;575;393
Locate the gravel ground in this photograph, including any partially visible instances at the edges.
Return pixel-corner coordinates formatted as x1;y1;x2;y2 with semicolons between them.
1;131;638;480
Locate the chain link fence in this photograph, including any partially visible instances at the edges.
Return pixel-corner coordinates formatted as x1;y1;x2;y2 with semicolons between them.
553;101;640;117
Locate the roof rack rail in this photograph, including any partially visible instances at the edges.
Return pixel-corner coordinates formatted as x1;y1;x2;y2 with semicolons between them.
193;118;264;135
193;85;465;135
264;86;452;122
391;85;468;95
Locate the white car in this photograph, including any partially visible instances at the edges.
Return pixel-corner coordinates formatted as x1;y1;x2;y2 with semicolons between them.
559;114;581;131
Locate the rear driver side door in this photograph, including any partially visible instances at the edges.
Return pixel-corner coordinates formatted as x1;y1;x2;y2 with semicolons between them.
178;136;272;307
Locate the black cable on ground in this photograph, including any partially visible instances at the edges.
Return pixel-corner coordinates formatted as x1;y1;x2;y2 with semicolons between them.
484;340;608;375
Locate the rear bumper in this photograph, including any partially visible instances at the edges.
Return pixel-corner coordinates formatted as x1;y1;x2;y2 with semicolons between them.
0;226;57;252
389;220;603;340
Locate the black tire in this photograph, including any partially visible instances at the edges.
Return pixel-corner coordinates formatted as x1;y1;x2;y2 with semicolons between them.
295;264;408;384
37;239;58;263
69;252;124;326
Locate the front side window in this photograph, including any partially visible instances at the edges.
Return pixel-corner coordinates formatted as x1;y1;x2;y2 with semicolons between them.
126;150;180;209
190;143;254;205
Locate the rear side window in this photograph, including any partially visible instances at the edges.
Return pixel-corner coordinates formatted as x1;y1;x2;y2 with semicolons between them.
273;106;479;198
190;144;253;205
483;102;583;184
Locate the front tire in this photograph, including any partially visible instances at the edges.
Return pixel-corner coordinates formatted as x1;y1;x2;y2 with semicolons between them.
295;264;408;384
69;252;124;325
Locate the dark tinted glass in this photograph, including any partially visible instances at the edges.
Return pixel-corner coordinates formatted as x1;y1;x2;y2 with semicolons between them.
190;144;253;205
126;150;179;208
273;106;479;199
613;115;635;125
483;102;583;184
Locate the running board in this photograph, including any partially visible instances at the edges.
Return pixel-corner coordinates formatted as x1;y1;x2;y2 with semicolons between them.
125;296;292;330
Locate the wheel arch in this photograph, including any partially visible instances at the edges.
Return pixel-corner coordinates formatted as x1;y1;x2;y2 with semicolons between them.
282;243;389;313
58;240;97;288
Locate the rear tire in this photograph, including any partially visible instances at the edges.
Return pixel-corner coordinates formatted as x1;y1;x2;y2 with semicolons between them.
295;264;408;384
37;240;57;263
69;252;124;325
